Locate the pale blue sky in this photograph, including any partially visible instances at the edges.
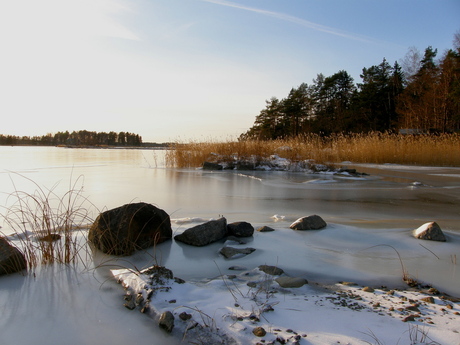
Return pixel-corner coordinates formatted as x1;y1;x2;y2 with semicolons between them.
0;0;458;142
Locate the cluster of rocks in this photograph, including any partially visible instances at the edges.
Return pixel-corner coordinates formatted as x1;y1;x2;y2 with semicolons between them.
117;262;309;343
0;201;450;277
203;159;369;178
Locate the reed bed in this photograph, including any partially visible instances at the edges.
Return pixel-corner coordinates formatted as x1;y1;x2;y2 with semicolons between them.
166;133;460;168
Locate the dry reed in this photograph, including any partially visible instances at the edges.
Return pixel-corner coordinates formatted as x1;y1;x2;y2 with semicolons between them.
166;133;460;168
1;174;94;272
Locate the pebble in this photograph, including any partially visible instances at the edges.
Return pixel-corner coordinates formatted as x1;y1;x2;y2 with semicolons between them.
252;326;266;337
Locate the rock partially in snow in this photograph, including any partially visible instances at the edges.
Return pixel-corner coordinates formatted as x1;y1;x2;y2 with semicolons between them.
159;311;175;333
413;222;446;242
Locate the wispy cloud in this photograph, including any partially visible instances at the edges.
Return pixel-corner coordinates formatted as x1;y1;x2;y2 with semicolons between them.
201;0;375;43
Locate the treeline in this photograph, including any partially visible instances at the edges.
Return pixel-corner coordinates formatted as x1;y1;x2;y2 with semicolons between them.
0;130;142;147
241;33;460;140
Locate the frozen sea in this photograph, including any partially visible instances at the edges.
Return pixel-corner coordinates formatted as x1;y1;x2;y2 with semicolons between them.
0;146;459;344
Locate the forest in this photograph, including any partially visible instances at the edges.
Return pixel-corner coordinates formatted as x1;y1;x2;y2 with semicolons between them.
0;130;143;147
240;33;460;140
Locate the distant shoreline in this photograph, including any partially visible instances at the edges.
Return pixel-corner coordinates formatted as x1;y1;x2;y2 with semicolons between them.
0;143;171;149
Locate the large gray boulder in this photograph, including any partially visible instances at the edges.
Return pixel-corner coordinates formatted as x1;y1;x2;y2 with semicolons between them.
227;221;254;237
290;215;327;230
174;217;228;246
0;237;27;275
88;202;172;256
413;222;446;242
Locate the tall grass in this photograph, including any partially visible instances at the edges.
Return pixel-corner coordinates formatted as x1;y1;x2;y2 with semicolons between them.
166;133;460;168
0;174;94;272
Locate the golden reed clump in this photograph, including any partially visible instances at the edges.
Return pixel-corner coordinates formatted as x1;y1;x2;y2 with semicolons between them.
166;133;460;168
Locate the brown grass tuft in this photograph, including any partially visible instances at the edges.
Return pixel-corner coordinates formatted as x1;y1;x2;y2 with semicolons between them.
1;173;94;272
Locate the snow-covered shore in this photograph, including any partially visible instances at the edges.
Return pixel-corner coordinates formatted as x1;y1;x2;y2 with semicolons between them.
113;263;460;345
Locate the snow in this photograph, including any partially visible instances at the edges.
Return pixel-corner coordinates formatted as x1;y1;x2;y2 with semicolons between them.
112;264;460;345
414;223;432;237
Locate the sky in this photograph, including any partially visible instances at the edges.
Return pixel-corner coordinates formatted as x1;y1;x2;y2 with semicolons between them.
0;0;459;143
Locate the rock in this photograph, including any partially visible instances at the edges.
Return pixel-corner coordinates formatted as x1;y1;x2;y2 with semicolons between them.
202;162;223;170
159;311;175;333
123;294;136;310
236;161;255;170
402;314;417;322
220;246;256;259
37;233;61;242
420;296;435;304
257;226;275;232
275;276;308;288
228;265;247;271
88;202;172;256
362;286;375;292
179;312;192;321
174;217;228;246
290;215;327;230
226;236;246;244
0;237;27;275
252;326;266;337
258;265;284;276
405;304;420;312
413;222;446;242
227;221;254;237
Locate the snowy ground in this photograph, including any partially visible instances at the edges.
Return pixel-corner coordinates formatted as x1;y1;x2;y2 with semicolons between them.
113;263;460;345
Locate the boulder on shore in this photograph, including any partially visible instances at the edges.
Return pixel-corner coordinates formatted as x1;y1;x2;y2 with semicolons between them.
88;202;172;256
413;222;446;242
0;237;27;275
174;217;228;246
290;215;327;230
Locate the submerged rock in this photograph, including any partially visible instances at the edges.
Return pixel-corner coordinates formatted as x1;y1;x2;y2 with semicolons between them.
275;276;308;288
174;217;228;246
413;222;446;242
290;215;327;230
88;202;172;256
0;237;27;275
220;246;256;259
258;265;284;276
257;226;275;232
